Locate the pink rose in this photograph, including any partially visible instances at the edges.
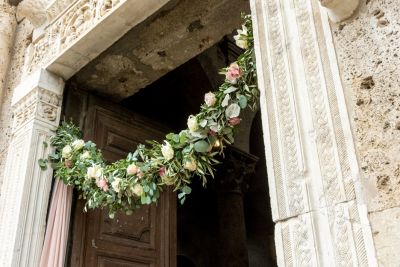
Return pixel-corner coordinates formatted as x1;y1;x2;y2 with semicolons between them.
225;63;241;84
228;117;241;126
97;178;109;192
158;166;166;177
127;163;139;175
204;92;217;107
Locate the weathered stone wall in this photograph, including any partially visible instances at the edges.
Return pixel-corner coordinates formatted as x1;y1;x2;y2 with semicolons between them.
0;6;33;189
331;0;400;265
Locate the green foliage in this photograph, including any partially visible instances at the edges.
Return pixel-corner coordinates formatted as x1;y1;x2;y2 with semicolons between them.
38;14;258;218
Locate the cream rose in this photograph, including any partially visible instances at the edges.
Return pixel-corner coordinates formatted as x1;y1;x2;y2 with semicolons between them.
233;25;249;49
62;145;72;159
111;178;121;193
127;163;139;175
80;151;91;160
132;184;144;197
72;139;85;151
87;164;103;179
187;115;199;133
184;158;197;172
161;141;174;161
204;92;217;107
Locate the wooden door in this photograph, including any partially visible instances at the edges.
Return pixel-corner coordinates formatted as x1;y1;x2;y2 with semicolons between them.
66;89;176;267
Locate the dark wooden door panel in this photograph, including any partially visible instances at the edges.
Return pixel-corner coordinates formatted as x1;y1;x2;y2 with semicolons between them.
68;93;176;267
98;256;153;267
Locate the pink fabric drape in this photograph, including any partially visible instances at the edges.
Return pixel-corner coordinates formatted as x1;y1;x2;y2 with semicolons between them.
39;180;73;267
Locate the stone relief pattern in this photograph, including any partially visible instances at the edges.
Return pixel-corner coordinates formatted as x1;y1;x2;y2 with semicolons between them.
309;0;356;202
12;88;61;131
267;0;307;219
294;0;343;207
293;0;369;266
0;129;55;266
278;215;314;267
46;0;79;23
282;226;293;267
26;0;122;74
253;0;287;220
329;202;369;267
348;203;368;266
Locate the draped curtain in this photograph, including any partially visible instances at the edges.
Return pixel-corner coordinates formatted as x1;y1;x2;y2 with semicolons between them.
39;180;73;267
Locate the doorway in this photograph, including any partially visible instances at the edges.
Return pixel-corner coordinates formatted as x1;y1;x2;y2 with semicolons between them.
65;38;276;267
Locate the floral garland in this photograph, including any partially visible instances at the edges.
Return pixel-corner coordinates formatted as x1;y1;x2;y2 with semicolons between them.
39;15;258;218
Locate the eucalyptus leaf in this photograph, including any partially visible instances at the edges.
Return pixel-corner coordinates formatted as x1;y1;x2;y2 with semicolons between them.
221;94;230;107
194;140;210;153
224;86;238;94
238;95;247;109
182;186;192;194
225;103;241;118
143;185;150;193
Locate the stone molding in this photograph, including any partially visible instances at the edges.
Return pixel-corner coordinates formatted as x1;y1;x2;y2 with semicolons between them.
319;0;360;23
250;0;377;265
0;69;64;266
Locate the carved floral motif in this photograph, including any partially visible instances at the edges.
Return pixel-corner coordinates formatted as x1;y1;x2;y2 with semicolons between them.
12;88;61;130
26;0;123;75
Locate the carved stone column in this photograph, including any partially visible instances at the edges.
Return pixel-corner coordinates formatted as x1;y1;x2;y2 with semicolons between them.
250;0;377;266
0;69;64;266
216;147;258;267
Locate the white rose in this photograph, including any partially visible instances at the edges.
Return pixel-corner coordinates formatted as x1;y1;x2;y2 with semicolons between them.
233;25;249;49
80;151;91;160
72;139;85;151
87;164;103;179
184;158;197;172
62;145;72;159
132;184;144;197
204;92;217;107
187;115;199;133
161;141;174;161
111;178;121;193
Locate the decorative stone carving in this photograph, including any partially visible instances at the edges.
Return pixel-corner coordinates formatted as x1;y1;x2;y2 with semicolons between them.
24;0;120;74
319;0;360;23
216;147;258;267
217;146;258;193
12;87;60;129
250;0;377;265
0;69;64;267
24;0;170;79
46;0;78;23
